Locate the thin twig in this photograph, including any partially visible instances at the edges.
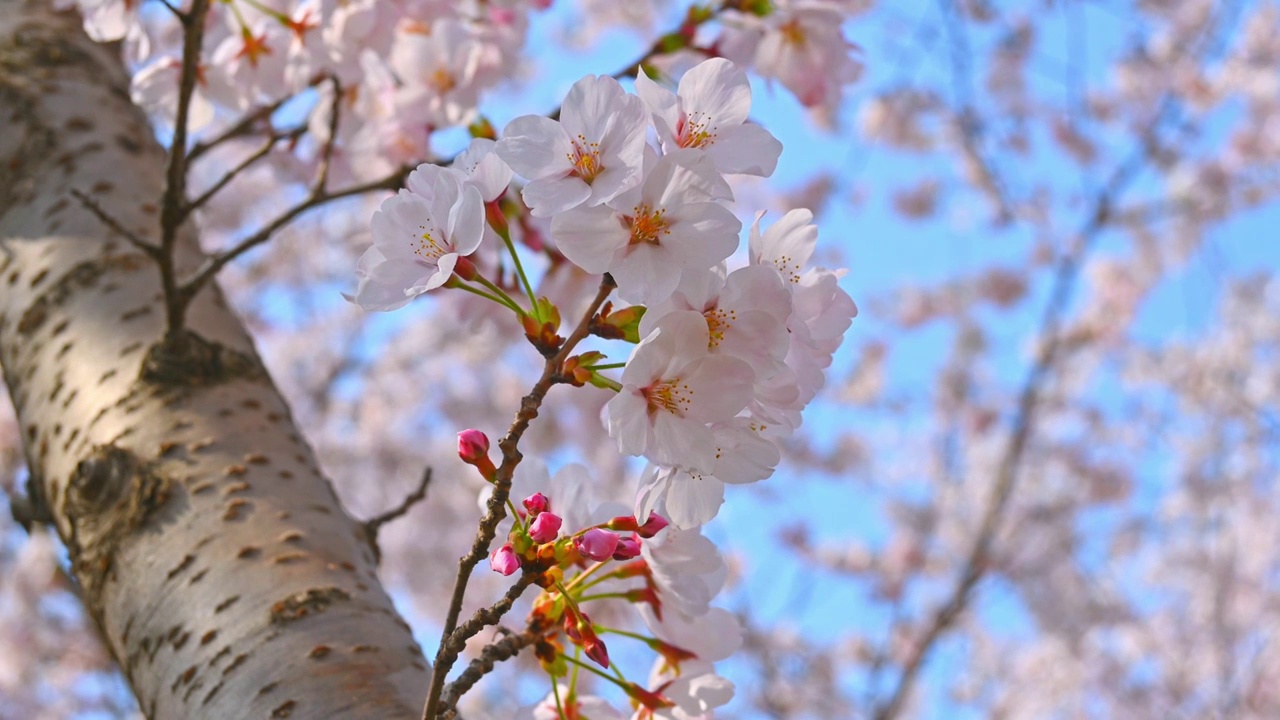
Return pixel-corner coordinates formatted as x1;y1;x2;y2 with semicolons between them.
872;101;1175;720
156;0;211;339
422;276;617;720
314;75;343;195
69;189;159;258
438;631;542;719
362;468;432;562
187;95;293;164
444;572;537;653
177;168;408;303
184;125;307;215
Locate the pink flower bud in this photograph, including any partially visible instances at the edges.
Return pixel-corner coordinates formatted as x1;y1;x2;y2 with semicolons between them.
584;636;610;669
574;528;620;561
522;492;551;516
528;512;562;544
489;543;519;576
458;429;497;479
637;512;669;538
612;535;641;560
457;429;490;460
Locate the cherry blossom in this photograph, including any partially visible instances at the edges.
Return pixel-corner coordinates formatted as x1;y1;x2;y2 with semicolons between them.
636;57;783;177
348;166;484;311
552;150;740;303
606;313;755;468
496;74;649;216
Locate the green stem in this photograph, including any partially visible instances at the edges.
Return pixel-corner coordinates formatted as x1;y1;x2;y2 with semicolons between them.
472;273;527;316
562;654;626;687
507;499;525;531
497;224;539;313
576;592;632;603
450;278;523;314
586;362;626;370
600;627;656;643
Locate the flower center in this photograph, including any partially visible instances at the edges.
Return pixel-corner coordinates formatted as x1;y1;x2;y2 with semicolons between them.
568;134;604;182
677;111;717;149
642;378;693;417
413;225;448;262
704;306;737;350
428;68;456;94
780;18;807;45
771;253;803;284
625;204;670;246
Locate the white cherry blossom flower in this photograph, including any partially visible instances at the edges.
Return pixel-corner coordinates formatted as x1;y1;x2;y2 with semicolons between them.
642;265;793;377
553;150;739;304
636;420;780;528
635;57;783;177
389;19;484;127
607;313;754;468
451;137;513;202
496;74;648;216
747;209;857;428
348;166;483;311
640;526;727;618
641;660;735;720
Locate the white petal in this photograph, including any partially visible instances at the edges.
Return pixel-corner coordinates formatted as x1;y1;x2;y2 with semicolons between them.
496;115;572;179
707;122;783;177
521;175;591;217
679;58;751;127
551;206;628;273
664;471;724;529
448;183;486;255
606;390;654;457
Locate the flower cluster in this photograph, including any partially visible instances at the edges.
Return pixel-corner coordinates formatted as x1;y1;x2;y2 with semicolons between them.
496;60;853;530
75;0;861;187
462;447;739;719
358;58;855;530
368;57;854;717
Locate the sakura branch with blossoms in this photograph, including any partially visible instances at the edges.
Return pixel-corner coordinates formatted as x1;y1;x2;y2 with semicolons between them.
347;56;856;719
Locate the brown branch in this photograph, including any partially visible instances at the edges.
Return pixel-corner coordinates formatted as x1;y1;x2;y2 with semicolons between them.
437;630;543;719
155;0;211;340
187;95;293;164
872;102;1174;720
184;125;307;215
176;167;408;306
69;189;159;258
444;572;537;652
422;275;617;720
362;468;432;563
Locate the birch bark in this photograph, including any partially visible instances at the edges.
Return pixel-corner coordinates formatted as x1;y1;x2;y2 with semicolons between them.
0;2;430;717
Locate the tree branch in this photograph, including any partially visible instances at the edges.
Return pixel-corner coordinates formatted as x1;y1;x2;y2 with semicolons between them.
422;275;617;720
187;95;293;164
184;124;307;215
177;167;408;304
156;0;210;339
363;468;433;563
438;630;543;719
70;189;159;258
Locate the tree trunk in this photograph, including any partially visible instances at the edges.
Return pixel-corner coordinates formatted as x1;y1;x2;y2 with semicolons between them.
0;2;430;718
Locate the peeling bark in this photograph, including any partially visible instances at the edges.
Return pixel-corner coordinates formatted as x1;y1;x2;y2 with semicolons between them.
0;2;430;718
